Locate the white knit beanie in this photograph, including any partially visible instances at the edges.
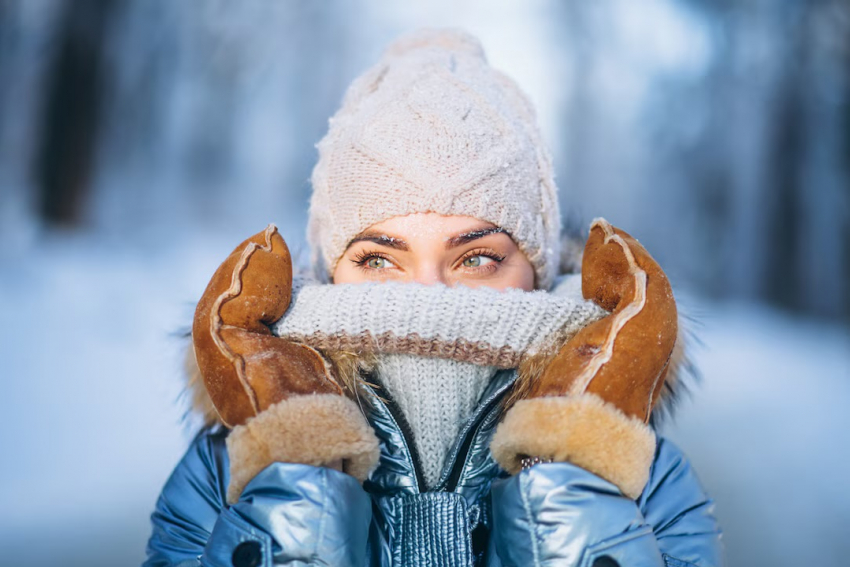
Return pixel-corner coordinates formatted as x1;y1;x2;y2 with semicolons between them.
308;28;562;290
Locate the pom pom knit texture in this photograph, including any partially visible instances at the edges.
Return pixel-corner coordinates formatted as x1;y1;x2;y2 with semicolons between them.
308;28;561;290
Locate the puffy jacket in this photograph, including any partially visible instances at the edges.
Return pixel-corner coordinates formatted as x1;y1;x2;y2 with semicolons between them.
144;369;724;567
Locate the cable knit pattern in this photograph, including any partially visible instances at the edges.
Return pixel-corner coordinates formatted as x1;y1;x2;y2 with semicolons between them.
272;274;607;368
308;28;561;289
374;354;497;489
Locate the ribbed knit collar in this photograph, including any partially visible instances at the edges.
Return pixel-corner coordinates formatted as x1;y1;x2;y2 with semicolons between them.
372;354;497;488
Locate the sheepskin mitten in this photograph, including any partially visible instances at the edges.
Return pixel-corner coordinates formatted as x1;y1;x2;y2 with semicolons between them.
192;225;380;504
490;219;678;499
308;28;561;289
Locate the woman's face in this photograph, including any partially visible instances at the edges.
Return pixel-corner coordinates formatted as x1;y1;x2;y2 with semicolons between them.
332;213;535;291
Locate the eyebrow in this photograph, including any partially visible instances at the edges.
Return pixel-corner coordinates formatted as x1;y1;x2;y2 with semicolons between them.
345;226;509;252
445;227;507;249
346;232;410;251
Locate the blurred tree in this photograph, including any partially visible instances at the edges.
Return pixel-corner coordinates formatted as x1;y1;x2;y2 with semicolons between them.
5;0;847;320
34;0;115;227
666;0;849;320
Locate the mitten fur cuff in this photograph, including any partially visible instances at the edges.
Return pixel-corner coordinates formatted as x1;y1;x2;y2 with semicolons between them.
225;394;380;504
490;393;656;499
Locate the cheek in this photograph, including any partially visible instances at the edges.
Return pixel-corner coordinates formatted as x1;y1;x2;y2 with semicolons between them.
331;259;361;284
505;261;536;291
493;247;536;291
458;259;535;291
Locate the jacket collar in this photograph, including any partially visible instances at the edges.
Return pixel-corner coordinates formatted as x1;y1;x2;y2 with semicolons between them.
360;369;517;497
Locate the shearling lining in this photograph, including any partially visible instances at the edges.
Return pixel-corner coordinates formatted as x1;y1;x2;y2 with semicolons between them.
225;393;380;504
489;393;656;499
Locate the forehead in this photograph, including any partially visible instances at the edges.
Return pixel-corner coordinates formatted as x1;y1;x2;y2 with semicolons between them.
361;213;497;241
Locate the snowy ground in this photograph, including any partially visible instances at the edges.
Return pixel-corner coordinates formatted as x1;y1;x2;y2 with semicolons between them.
659;298;850;567
0;227;847;566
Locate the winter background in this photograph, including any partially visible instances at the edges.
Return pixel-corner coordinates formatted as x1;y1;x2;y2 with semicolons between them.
0;1;848;566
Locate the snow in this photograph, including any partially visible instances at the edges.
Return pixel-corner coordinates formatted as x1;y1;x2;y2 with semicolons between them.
660;297;850;567
0;225;295;566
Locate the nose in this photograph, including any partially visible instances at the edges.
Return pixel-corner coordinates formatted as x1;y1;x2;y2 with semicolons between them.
411;265;448;286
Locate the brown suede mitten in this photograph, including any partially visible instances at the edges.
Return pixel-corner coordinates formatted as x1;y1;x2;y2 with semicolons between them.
193;225;379;504
490;218;678;499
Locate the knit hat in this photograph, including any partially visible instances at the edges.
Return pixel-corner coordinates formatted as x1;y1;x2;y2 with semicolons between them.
308;28;562;290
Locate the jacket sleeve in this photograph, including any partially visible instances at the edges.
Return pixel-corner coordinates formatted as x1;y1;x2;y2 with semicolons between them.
486;438;723;567
144;429;373;567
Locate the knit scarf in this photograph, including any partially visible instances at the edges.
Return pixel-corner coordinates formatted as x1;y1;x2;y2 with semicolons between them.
272;274;606;488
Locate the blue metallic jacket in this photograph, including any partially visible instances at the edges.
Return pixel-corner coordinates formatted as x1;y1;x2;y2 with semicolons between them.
145;370;724;567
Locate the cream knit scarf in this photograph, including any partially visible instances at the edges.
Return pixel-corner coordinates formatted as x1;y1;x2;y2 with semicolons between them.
272;275;606;488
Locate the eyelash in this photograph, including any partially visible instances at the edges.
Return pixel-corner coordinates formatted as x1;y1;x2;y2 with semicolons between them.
350;248;507;273
351;250;394;271
456;248;506;272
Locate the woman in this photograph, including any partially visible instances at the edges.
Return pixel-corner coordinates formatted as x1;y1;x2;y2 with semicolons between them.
145;29;724;567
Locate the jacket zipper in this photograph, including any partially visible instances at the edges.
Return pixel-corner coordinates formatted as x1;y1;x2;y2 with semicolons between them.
364;377;427;493
435;370;517;492
441;379;513;492
364;369;517;494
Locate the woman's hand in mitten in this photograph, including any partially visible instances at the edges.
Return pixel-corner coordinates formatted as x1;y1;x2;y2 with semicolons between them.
491;218;678;499
193;225;379;504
